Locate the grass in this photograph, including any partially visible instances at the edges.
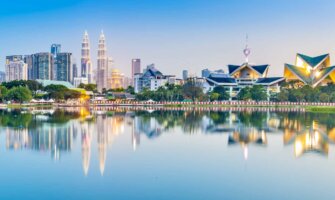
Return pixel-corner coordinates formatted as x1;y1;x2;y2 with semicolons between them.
305;106;335;113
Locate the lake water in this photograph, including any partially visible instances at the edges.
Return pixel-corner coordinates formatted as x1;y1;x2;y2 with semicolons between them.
0;107;335;200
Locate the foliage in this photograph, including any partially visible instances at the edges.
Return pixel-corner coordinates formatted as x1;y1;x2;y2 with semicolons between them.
211;86;230;101
250;85;268;101
78;83;97;92
44;84;81;101
136;84;184;101
5;87;32;103
126;86;135;94
182;79;205;102
237;87;252;101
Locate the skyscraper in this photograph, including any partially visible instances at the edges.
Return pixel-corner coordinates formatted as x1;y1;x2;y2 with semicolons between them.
31;53;54;80
51;44;61;58
107;57;114;89
5;55;28;81
131;59;141;83
182;69;188;80
81;31;92;83
0;71;5;83
24;55;33;80
55;53;72;82
97;31;107;92
72;62;78;80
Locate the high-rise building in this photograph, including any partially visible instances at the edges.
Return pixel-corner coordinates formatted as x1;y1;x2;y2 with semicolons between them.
201;68;211;78
81;31;92;83
97;31;107;92
55;53;72;82
0;71;5;83
5;56;28;81
131;59;141;83
6;55;23;62
51;44;61;58
72;62;78;80
107;57;114;89
24;55;33;80
182;70;188;80
31;53;54;80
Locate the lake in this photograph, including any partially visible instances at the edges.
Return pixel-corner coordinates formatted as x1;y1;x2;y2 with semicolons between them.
0;107;334;200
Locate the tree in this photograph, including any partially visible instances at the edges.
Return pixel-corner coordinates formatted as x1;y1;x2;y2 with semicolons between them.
210;93;220;102
126;86;135;94
301;85;319;102
330;92;335;102
182;79;205;102
5;87;32;103
278;89;289;102
0;86;8;102
78;83;97;92
250;85;268;101
319;93;330;102
237;87;252;101
288;89;305;102
212;86;230;101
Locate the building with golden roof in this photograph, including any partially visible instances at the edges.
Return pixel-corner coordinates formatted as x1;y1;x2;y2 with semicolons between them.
284;53;335;88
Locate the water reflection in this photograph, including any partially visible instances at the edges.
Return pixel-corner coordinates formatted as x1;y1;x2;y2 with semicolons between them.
3;108;335;176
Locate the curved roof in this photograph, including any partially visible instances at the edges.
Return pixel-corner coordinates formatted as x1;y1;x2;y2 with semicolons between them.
36;79;75;89
228;63;269;76
297;53;329;68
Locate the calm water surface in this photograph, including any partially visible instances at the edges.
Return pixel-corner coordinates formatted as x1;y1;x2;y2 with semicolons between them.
0;107;335;200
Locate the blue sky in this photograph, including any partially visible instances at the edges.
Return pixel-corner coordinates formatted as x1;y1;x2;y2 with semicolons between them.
1;0;335;77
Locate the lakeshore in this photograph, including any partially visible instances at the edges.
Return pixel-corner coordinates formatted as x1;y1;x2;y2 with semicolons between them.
3;101;335;113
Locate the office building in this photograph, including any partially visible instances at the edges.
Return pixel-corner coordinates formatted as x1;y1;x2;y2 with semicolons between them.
51;44;61;58
81;31;93;83
182;70;188;80
55;52;72;82
97;31;107;92
132;59;141;83
31;53;54;80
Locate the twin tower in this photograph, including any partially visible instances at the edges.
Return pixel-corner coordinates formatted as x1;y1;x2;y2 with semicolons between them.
81;31;108;91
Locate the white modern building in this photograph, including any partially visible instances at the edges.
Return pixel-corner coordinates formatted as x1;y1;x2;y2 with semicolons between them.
5;57;28;81
73;77;88;88
134;65;176;93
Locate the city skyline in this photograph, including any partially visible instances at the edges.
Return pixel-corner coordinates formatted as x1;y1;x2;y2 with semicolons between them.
1;0;335;78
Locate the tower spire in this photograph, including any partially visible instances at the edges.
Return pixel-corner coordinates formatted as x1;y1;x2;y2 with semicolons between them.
243;34;251;63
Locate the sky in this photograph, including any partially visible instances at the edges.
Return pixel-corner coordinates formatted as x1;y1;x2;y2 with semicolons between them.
1;0;335;77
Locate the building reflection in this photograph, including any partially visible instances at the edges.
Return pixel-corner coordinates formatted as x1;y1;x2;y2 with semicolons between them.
4;108;335;177
282;118;330;157
205;111;276;160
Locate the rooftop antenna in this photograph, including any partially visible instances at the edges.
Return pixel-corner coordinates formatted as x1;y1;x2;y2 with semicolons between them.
243;34;251;63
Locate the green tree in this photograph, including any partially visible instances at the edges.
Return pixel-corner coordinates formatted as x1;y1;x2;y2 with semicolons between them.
5;87;32;103
330;92;335;102
319;93;330;102
237;87;252;101
288;89;305;102
278;89;289;102
78;83;97;92
210;93;220;102
0;86;8;102
212;86;230;101
182;79;205;102
250;85;268;101
126;86;135;94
